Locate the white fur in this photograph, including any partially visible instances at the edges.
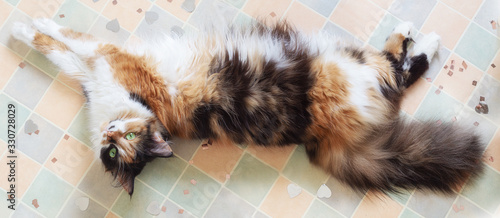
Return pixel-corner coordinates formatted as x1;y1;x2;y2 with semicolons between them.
414;32;441;62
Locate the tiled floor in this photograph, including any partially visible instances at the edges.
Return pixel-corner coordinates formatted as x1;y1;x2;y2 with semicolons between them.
0;0;499;217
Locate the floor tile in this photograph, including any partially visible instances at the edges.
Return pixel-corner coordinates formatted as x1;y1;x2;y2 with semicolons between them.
5;0;18;6
455;23;499;71
371;0;395;9
192;140;243;182
0;151;41;199
0;189;14;217
369;13;401;51
22;169;73;218
421;2;469;50
253;211;271;218
205;188;255;218
466;74;500;125
17;0;62;18
298;0;339;18
156;0;200;22
455;107;498;145
137;155;187;195
0;93;30;142
284;1;326;34
330;0;385;42
448;195;491;218
352;191;403;218
441;0;483;19
473;0;500;35
303;199;343;218
226;153;279;206
101;0;151;32
17;113;63;164
170;136;203;161
112;180;165;218
35;80;84;129
0;44;22;90
399;208;422;218
135;5;184;40
322;21;363;45
68;108;93;147
246;144;295;171
387;188;413;205
11;202;43;218
79;0;107;12
159;199;196;218
58;189;108;218
487;52;500;81
407;191;458;218
485;130;500;171
0;9;32;57
89;16;131;46
44;136;94;186
188;0;238;29
260;176;314;218
388;0;437;29
54;0;99;33
242;0;292;21
56;70;84;95
433;54;483;103
282;145;329;194
25;49;59;77
78;161;123;208
401;78;431;115
414;86;464;122
421;36;451;81
169;165;221;217
4;61;53;110
461;166;500;213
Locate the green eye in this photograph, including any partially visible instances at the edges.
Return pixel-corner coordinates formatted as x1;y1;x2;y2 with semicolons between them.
125;132;136;140
109;147;117;158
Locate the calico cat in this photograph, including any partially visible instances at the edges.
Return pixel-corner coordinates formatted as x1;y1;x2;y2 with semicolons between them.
12;18;484;196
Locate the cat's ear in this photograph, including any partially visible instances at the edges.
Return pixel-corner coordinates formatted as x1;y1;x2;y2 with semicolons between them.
149;131;173;158
119;173;135;196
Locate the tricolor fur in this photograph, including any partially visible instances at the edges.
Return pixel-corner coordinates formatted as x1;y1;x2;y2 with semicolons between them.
12;18;485;196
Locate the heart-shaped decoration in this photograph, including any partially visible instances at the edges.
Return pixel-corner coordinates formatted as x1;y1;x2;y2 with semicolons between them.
171;25;184;38
106;19;120;33
145;11;159;25
287;183;302;198
24;119;38;134
146;201;161;215
316;184;332;198
74;197;89;211
181;0;196;13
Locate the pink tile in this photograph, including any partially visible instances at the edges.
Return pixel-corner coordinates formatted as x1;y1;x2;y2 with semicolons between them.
260;176;314;218
192;140;244;182
284;2;326;34
18;0;62;18
401;77;431;115
487;52;500;81
246;144;295;171
0;0;12;25
243;0;292;22
352;191;403;218
45;136;94;186
102;0;152;31
79;0;107;12
56;72;83;95
0;152;42;198
0;44;23;90
330;0;385;41
441;0;483;19
156;0;200;22
485;130;500;172
421;3;469;50
433;54;483;103
35;81;85;129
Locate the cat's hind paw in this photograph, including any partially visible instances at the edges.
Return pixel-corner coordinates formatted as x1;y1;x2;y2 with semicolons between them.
414;32;441;62
393;22;417;40
11;22;35;46
33;18;62;37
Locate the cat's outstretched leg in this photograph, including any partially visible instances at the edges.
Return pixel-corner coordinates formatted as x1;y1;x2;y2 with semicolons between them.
404;32;441;87
383;22;417;63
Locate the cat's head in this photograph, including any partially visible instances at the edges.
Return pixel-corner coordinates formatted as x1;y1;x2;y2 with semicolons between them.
98;117;173;196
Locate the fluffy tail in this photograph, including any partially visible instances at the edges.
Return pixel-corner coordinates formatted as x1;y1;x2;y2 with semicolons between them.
310;117;485;194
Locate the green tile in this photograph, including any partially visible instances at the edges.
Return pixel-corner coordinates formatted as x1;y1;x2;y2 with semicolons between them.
461;166;500;213
299;0;339;17
304;199;343;218
399;208;422;218
25;50;59;77
68;109;92;147
369;13;402;51
5;0;19;6
0;189;14;217
12;203;44;218
170;136;202;161
282;146;329;194
448;196;491;218
224;0;246;9
414;86;464;122
226;153;278;206
53;0;98;33
169;166;221;217
455;23;500;71
388;188;413;205
112;180;165;218
234;12;254;26
137;155;187;195
22;169;73;218
4;64;53;109
58;190;108;218
407;191;457;218
320;177;365;217
78;161;122;208
204;188;255;218
0;94;31;142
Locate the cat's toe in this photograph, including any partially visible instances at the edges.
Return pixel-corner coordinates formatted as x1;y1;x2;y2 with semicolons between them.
11;22;35;44
414;32;441;61
33;18;61;35
393;21;417;40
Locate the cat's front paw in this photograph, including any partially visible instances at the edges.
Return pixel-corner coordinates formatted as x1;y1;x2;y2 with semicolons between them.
393;22;417;40
414;32;441;61
33;18;62;36
11;22;35;45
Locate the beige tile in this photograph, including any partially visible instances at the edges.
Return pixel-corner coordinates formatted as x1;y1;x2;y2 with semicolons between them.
56;72;83;95
421;3;469;50
370;0;394;9
0;0;13;25
156;0;200;22
433;54;484;103
192;140;244;182
35;80;84;129
44;136;94;186
260;176;314;218
485;130;500;172
284;2;326;34
105;211;120;218
0;44;23;90
441;0;483;19
246;144;295;171
330;0;385;41
79;0;107;12
352;191;403;218
18;0;63;18
401;78;431;115
487;51;500;81
102;0;152;31
243;0;292;22
0;152;42;198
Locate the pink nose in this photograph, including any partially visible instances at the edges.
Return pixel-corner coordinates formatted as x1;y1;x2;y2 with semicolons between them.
107;131;115;140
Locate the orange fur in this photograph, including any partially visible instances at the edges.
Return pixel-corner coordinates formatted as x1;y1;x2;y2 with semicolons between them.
32;32;69;54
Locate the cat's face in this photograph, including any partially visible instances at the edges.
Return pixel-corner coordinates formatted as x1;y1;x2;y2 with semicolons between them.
99;118;173;195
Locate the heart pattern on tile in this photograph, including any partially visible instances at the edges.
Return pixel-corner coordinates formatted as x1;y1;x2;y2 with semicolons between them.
24;119;38;135
171;25;185;38
74;197;89;211
287;183;302;198
106;19;120;33
146;201;161;215
316;184;332;198
145;11;159;25
181;0;196;13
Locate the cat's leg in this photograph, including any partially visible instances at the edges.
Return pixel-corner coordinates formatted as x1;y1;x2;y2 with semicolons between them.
383;22;417;62
404;32;441;87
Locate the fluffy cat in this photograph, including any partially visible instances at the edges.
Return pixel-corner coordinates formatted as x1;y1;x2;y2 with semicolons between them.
12;18;484;196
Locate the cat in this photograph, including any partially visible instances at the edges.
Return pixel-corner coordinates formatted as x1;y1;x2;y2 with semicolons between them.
12;18;484;196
